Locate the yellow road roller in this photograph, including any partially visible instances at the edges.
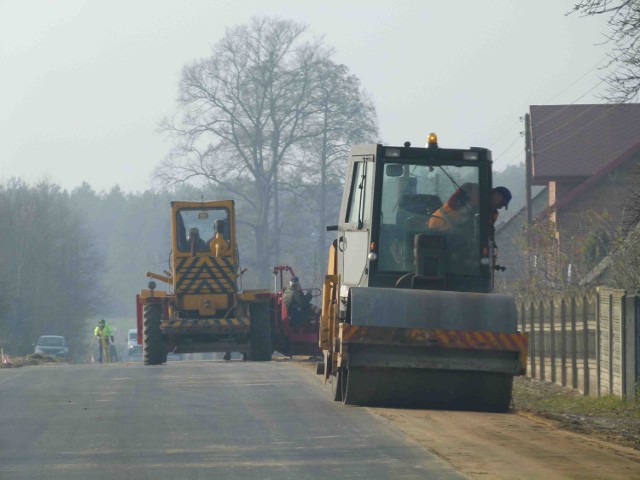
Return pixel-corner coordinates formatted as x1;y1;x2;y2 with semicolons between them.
318;135;528;411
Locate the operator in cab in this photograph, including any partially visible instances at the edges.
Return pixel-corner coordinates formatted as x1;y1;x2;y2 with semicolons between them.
283;276;313;327
428;184;511;231
428;182;480;232
187;227;208;252
489;186;512;225
207;219;230;256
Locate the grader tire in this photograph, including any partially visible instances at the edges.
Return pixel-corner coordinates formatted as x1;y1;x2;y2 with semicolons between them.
331;368;343;402
249;302;272;361
143;301;166;366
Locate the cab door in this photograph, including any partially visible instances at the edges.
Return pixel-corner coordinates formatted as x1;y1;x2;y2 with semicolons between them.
340;158;374;288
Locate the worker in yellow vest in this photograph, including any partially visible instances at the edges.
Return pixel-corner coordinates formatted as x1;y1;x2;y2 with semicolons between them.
94;319;114;363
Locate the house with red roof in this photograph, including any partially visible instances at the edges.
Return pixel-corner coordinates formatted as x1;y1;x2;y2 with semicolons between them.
495;103;640;291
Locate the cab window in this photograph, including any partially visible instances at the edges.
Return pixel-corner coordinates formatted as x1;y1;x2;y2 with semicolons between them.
176;207;230;253
377;163;481;276
345;161;372;227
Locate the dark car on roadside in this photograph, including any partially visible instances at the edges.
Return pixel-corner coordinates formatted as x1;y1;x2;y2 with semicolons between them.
34;335;69;360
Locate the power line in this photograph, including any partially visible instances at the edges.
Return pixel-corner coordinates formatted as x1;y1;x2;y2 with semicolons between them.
490;56;609;152
494;132;523;162
541;56;609;105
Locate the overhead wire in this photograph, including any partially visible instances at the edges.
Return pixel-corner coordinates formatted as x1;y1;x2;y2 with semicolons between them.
493;57;611;166
490;56;609;150
533;67;630;155
540;56;609;105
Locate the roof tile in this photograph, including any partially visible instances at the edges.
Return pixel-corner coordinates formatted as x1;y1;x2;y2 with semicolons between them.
530;104;640;180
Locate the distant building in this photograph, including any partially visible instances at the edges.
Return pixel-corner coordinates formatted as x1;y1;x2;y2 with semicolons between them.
496;104;640;291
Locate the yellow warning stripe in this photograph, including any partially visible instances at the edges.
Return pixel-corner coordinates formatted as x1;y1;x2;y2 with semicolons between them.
177;256;236;267
340;324;528;354
160;318;251;334
162;318;250;328
175;256;237;294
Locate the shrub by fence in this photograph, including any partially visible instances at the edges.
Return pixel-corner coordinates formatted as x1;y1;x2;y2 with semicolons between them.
517;288;639;400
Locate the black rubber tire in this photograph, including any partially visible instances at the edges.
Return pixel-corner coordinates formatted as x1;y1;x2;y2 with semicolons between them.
276;334;292;357
143;301;166;366
249;302;272;361
331;368;343;402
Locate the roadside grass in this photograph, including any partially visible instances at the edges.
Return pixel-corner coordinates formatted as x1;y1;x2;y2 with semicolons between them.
542;393;640;418
513;377;640;450
513;376;640;419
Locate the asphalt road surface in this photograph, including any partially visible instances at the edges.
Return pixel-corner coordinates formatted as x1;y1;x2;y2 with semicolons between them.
0;360;461;480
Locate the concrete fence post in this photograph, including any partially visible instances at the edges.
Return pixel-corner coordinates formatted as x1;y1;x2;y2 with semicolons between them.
596;291;602;396
550;300;556;383
560;298;567;387
584;293;594;396
539;300;545;381
624;294;639;401
529;301;536;378
571;296;578;390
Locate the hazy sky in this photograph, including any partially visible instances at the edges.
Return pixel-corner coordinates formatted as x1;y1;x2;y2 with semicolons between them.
1;1;610;193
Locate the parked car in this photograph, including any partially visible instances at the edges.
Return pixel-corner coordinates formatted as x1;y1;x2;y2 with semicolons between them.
34;335;69;360
127;328;142;359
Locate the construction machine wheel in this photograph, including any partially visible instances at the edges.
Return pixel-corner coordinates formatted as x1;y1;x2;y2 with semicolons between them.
249;302;272;361
275;334;292;357
341;366;513;412
143;301;166;366
331;368;343;402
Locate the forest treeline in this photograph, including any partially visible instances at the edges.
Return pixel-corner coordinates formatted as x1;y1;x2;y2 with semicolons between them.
0;164;524;357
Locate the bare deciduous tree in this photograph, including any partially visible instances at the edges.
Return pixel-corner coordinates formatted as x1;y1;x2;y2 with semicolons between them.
159;17;330;280
288;61;378;279
572;1;640;101
158;17;378;282
606;223;640;289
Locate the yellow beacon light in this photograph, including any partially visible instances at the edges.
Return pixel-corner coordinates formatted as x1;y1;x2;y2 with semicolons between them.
426;132;438;148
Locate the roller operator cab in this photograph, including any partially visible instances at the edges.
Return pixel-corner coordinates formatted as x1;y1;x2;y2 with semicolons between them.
320;136;529;411
137;200;272;365
339;135;495;293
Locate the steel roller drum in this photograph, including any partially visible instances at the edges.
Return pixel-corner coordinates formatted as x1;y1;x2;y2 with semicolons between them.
348;287;517;333
341;366;513;411
341;288;519;411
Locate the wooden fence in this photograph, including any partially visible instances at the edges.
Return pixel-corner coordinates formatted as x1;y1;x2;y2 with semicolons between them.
516;288;639;400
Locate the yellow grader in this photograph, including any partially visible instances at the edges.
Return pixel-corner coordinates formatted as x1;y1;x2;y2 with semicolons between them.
318;135;528;411
136;200;272;365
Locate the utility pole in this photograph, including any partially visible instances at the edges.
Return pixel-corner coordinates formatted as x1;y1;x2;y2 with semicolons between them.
524;113;533;227
524;112;533;278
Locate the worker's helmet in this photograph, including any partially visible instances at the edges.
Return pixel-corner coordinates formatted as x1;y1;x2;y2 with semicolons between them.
99;319;105;326
493;186;512;210
290;276;299;286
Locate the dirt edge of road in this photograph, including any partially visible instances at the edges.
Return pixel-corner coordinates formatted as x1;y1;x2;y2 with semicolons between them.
289;359;640;478
287;358;640;452
512;376;640;451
